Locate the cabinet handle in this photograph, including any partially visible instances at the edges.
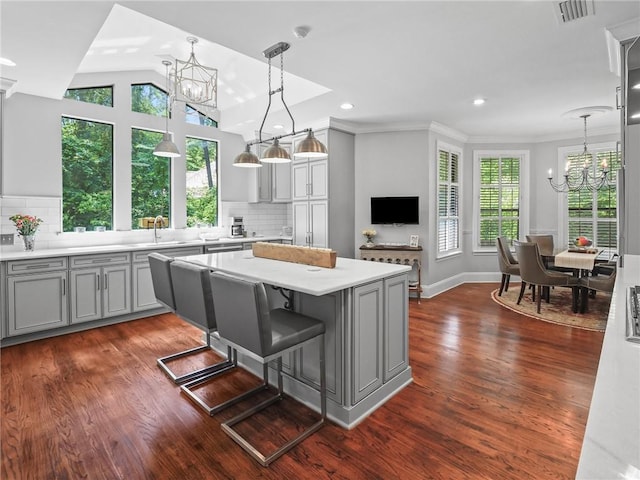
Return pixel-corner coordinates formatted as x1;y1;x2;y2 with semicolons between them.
97;274;100;291
104;273;108;290
616;86;622;110
62;278;66;296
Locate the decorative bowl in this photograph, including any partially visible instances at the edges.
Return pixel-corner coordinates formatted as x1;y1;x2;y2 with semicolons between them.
573;237;593;247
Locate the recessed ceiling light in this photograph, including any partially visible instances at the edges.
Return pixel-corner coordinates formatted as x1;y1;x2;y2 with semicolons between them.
340;103;354;110
273;124;284;129
0;57;16;67
473;98;485;106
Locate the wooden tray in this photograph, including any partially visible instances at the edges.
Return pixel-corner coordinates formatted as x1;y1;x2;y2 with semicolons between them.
252;242;337;268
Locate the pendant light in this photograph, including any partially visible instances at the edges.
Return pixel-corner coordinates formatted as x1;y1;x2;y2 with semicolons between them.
153;60;180;158
233;144;261;168
293;130;327;158
234;41;327;167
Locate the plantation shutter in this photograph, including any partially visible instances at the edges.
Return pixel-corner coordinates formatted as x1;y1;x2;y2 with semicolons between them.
437;147;460;255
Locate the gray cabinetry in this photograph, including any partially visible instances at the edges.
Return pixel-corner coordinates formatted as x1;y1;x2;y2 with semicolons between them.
291;128;355;258
69;253;131;323
256;162;292;203
351;280;384;404
6;258;69;336
293;290;344;403
383;275;409;381
132;246;203;312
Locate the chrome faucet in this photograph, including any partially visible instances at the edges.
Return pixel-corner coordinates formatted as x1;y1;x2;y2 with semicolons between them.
153;215;165;243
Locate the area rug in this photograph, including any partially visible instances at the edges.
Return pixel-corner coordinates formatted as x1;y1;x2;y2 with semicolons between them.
491;286;609;332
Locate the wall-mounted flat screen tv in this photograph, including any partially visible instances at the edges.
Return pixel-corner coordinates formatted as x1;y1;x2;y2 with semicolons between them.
370;196;419;225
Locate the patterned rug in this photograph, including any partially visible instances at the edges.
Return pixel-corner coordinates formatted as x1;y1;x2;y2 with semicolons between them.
491;285;609;332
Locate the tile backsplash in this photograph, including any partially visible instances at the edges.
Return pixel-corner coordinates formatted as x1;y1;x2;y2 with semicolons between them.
0;195;292;254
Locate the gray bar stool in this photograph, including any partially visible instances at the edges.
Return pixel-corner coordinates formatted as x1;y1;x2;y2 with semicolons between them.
149;253;235;385
209;270;326;467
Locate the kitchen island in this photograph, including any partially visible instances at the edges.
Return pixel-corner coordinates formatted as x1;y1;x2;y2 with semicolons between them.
179;250;413;429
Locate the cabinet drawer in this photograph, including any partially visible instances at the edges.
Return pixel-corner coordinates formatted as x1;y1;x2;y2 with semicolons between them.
7;257;68;274
70;252;131;268
132;246;203;263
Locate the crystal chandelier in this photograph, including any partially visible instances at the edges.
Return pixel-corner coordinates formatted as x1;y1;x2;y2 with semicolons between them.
547;114;611;192
233;41;327;168
171;37;218;111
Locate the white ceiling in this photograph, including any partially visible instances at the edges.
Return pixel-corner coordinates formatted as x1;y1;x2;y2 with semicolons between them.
1;1;639;142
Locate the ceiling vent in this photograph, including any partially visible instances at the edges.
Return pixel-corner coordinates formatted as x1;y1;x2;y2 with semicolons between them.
557;0;595;23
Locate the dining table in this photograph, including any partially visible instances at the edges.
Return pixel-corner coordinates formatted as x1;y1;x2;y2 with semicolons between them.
553;248;602;313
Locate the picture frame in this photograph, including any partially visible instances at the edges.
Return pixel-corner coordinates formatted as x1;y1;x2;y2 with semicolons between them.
409;235;419;247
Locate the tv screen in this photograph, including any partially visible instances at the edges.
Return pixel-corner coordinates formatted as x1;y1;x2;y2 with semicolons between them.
370;196;419;225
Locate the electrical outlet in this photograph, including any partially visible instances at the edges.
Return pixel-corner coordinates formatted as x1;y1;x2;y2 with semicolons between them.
1;234;15;245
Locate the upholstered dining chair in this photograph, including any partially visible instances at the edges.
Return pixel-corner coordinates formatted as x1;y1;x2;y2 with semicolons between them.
514;241;579;314
496;236;520;296
581;261;617;294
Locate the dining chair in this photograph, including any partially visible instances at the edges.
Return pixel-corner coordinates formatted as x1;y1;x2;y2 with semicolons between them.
496;236;520;296
514;241;579;314
581;261;617;294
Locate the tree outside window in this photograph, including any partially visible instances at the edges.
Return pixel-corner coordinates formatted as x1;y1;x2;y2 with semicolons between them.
186;137;218;226
477;155;521;247
131;128;170;229
566;148;620;254
61;117;113;232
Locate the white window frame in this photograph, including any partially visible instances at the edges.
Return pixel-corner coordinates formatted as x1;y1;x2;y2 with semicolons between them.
472;150;530;253
436;141;463;259
556;141;618;249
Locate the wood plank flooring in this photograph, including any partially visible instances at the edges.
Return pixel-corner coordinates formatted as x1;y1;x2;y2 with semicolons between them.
1;283;604;479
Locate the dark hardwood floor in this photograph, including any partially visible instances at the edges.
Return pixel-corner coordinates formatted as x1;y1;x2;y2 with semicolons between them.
1;283;604;479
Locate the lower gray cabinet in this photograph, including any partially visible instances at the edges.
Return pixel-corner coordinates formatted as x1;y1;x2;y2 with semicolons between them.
351;280;384;404
69;254;131;324
131;246;203;312
293;290;344;404
7;270;69;336
384;275;409;381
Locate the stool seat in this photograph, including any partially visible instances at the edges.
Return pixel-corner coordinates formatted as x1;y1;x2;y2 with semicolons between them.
209;270;326;467
149;253;235;386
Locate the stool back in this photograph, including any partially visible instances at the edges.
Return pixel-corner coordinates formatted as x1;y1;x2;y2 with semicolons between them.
148;253;176;311
170;260;217;332
209;272;271;357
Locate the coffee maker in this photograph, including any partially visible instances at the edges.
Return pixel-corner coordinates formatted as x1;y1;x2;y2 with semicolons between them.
230;216;245;238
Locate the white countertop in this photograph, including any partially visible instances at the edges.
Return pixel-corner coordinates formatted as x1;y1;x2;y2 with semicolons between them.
179;250;411;296
0;236;290;262
576;254;640;480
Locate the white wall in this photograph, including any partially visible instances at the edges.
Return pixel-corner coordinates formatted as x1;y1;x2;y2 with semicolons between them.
354;126;621;295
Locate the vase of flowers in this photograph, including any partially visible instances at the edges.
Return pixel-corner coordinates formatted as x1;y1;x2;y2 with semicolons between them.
362;228;377;246
9;214;44;252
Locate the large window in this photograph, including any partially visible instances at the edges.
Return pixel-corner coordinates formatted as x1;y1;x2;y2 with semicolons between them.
61;117;113;232
64;86;113;107
131;83;168;117
437;142;461;257
186;137;218;226
474;152;528;249
565;145;621;255
131;128;170;229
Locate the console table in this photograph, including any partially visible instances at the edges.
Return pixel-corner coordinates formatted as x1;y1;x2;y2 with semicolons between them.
359;244;423;303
